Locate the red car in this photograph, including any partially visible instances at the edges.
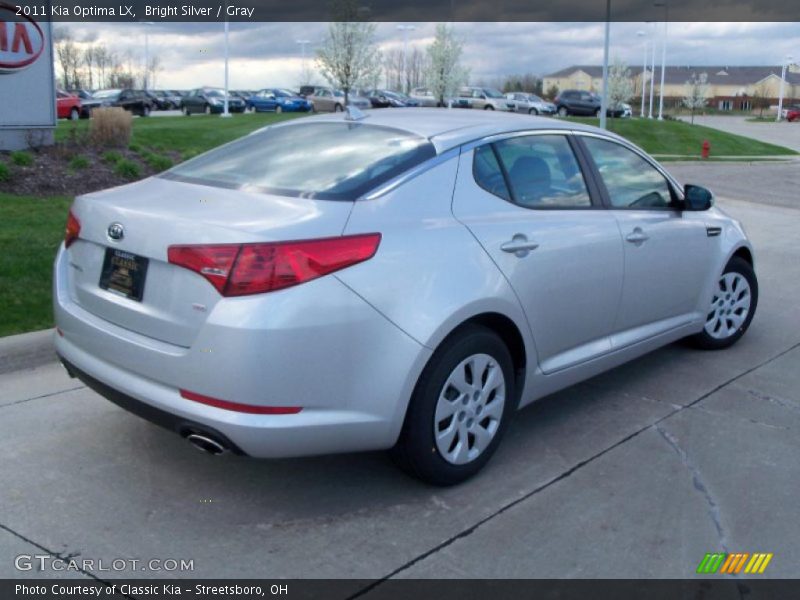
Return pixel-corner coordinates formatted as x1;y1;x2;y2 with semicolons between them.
787;106;800;122
56;91;82;120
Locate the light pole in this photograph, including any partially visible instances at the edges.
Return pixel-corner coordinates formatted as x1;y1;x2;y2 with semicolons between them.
296;39;310;85
776;54;793;121
221;13;231;118
599;0;611;130
648;21;656;118
637;30;647;118
654;2;668;120
396;25;416;94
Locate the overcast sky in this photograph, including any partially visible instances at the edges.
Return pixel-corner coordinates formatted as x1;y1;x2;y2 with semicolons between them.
56;21;800;90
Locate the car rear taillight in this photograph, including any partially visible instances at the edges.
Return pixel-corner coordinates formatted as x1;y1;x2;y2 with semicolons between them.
168;233;381;297
64;209;81;248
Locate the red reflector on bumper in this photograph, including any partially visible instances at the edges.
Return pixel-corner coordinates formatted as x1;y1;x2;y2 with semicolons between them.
180;389;302;415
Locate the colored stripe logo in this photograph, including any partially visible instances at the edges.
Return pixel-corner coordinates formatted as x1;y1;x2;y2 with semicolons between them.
697;552;773;574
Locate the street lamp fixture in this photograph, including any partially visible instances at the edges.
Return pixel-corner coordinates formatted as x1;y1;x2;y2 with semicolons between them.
654;1;668;120
776;54;794;121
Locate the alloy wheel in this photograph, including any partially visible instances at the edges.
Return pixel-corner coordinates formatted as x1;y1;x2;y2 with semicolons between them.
705;272;751;339
434;353;506;465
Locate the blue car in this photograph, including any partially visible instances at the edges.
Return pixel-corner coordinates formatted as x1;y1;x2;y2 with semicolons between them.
248;89;313;113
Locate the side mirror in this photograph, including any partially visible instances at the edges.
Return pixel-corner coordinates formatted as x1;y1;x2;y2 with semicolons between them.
683;184;714;211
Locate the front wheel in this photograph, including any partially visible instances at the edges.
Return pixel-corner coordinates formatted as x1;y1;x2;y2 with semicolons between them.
182;105;190;116
276;105;283;114
69;107;79;121
205;104;211;115
557;106;568;117
528;108;539;116
390;324;517;486
334;103;343;112
484;105;495;110
687;257;758;350
142;106;151;117
594;108;602;117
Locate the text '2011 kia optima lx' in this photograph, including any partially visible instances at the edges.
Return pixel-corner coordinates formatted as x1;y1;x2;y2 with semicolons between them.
54;109;757;485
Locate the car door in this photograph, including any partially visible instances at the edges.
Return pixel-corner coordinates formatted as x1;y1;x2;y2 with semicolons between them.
452;133;625;373
577;135;715;343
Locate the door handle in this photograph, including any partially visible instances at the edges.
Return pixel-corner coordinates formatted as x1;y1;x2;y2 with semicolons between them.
625;228;649;245
501;234;539;257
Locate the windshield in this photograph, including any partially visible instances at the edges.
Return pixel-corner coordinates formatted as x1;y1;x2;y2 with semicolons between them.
206;89;225;97
484;88;504;98
163;122;437;201
276;89;296;97
93;90;120;99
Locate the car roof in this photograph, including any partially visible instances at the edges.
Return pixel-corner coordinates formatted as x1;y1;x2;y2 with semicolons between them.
294;108;623;153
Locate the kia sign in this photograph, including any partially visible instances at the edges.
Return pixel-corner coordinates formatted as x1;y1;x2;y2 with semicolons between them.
0;1;54;150
0;6;45;72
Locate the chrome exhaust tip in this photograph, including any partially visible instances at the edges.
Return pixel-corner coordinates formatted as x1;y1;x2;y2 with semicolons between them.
185;433;228;456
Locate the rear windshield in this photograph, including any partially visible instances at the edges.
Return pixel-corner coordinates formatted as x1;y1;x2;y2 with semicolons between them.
162;122;436;200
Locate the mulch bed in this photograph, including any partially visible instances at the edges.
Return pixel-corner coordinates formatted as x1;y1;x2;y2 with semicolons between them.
0;144;180;198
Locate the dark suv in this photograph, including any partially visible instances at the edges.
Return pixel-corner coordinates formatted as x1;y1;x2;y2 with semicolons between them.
554;89;625;118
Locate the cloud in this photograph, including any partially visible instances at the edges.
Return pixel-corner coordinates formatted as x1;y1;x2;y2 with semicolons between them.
54;21;800;90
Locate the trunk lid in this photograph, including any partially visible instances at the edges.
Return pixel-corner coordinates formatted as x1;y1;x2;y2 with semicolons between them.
65;177;353;347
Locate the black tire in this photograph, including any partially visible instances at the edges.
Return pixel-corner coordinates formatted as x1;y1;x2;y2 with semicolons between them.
687;257;758;350
69;107;79;121
205;104;211;115
276;105;283;114
484;105;495;110
182;106;191;116
390;324;517;486
142;106;151;117
334;103;343;112
557;106;568;117
528;108;539;116
594;108;602;117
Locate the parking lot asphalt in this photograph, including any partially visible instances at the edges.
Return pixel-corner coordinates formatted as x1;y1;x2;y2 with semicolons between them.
680;115;800;153
1;166;799;585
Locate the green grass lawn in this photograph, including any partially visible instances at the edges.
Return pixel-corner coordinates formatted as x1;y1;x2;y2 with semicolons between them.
0;194;71;337
0;112;796;337
566;117;797;158
56;111;305;159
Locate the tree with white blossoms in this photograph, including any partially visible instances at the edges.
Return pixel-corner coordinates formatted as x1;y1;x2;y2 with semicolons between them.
607;58;634;117
425;24;469;107
315;2;382;107
683;72;710;124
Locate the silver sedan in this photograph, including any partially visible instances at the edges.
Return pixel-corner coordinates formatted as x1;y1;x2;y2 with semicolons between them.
54;109;757;485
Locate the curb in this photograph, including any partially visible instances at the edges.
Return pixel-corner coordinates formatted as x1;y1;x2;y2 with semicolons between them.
0;329;57;375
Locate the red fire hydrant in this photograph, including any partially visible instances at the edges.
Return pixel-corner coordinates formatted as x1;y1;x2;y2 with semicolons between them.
701;140;711;159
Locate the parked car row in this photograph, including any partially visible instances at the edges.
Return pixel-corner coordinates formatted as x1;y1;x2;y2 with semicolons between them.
56;88;156;119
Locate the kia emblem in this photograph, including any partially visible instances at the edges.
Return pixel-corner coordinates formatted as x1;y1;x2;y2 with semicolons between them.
107;223;124;241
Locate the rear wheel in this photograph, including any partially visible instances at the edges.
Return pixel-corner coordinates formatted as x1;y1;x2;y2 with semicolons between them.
142;106;151;117
69;107;79;121
528;107;539;116
390;325;517;486
182;105;190;116
594;108;602;117
484;105;495;110
334;103;343;112
205;104;211;115
276;105;283;114
687;257;758;350
558;106;568;117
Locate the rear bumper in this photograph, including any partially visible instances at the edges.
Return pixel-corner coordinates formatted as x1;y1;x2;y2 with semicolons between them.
53;246;431;458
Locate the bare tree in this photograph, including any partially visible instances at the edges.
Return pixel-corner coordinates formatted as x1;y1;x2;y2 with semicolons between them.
500;73;541;94
94;45;111;89
424;24;469;107
54;29;83;89
682;72;710;124
316;1;382;106
145;55;162;89
751;81;770;117
83;45;95;90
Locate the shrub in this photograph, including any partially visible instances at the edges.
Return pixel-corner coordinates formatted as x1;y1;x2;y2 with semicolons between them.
69;155;90;170
115;159;141;180
128;142;141;153
146;154;173;172
102;150;122;164
10;151;33;166
90;107;132;148
0;162;10;182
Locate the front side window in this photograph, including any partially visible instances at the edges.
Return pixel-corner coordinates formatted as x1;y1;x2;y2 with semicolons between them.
477;135;592;209
163;122;436;201
581;137;674;209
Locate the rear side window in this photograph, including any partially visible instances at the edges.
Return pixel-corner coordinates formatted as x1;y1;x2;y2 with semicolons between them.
474;135;592;209
163;122;436;200
473;145;511;201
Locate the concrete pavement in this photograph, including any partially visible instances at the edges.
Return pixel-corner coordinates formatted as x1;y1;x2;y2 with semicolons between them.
2;194;799;585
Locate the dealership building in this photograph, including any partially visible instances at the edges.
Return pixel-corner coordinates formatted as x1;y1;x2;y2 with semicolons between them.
543;65;800;112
